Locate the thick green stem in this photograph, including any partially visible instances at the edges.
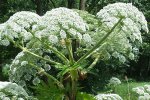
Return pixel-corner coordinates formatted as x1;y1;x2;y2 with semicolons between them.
87;54;100;71
65;38;74;65
70;79;77;100
73;18;123;67
70;69;78;100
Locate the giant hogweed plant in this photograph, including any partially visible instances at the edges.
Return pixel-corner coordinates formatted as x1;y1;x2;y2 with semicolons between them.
0;3;148;100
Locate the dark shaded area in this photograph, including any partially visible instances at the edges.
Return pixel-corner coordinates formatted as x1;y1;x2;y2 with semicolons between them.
68;0;76;8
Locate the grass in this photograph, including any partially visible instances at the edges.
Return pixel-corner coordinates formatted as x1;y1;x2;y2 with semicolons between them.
114;82;150;100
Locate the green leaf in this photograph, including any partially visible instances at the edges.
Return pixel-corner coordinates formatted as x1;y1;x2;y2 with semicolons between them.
76;92;96;100
32;79;64;100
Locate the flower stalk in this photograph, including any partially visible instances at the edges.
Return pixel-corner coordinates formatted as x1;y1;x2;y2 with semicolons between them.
29;29;69;64
7;36;60;65
65;36;74;65
74;17;124;67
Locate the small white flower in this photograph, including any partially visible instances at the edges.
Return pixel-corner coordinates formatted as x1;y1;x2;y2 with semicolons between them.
3;97;10;100
15;52;24;59
112;52;120;58
119;55;126;63
24;74;32;81
0;81;28;97
138;96;145;100
68;28;77;36
129;53;134;60
18;98;24;100
76;32;82;40
0;92;6;99
21;61;28;66
32;77;40;85
0;11;40;44
44;64;51;71
60;30;66;39
83;34;92;43
48;35;58;44
132;87;145;95
109;77;121;86
0;82;11;89
32;25;39;31
22;31;32;41
95;94;123;100
14;60;19;65
0;40;10;46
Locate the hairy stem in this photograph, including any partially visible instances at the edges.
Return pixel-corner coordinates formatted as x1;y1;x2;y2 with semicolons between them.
65;38;74;65
70;70;78;100
87;54;100;71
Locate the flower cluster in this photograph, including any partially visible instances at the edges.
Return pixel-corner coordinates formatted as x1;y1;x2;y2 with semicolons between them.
0;81;34;100
42;7;87;31
9;49;50;87
0;7;89;90
132;85;150;100
90;3;149;62
97;3;148;33
0;7;89;50
0;11;40;46
74;9;99;31
34;7;88;45
0;5;148;65
95;94;123;100
74;9;99;47
108;77;121;86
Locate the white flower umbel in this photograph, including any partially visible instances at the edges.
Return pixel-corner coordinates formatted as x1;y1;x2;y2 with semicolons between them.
83;34;92;44
5;8;88;47
144;85;150;94
109;77;121;86
9;50;42;87
97;3;148;33
37;7;88;43
0;82;11;89
60;30;66;39
42;7;87;31
0;8;87;89
132;84;150;99
91;2;149;63
48;35;58;44
95;94;123;100
0;81;29;99
138;93;150;100
21;61;28;66
132;86;145;95
0;11;40;45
